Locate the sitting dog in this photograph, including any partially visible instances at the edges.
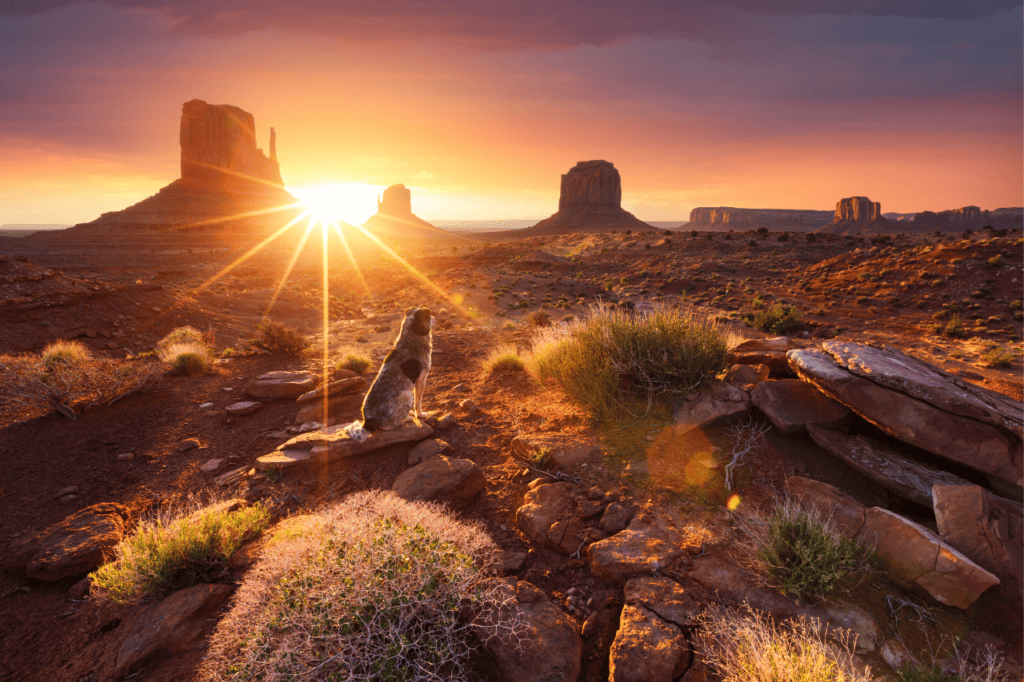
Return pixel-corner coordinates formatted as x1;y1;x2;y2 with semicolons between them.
345;307;433;442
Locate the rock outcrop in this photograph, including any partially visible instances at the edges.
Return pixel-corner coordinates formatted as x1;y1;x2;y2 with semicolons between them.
913;206;1023;232
685;207;833;230
511;161;655;236
49;100;298;240
361;183;446;239
4;503;129;580
815;196;890;235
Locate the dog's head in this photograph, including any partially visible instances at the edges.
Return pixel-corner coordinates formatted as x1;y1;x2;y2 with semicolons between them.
403;307;433;336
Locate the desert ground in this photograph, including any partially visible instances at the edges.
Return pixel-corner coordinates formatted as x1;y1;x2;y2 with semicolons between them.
0;225;1021;681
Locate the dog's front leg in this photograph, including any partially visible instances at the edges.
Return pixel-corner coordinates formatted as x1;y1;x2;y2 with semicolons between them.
414;373;428;419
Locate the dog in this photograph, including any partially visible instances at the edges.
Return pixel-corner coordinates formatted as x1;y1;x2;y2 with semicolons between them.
345;307;433;443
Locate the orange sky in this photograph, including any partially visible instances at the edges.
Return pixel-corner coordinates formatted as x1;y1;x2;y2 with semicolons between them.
1;2;1021;225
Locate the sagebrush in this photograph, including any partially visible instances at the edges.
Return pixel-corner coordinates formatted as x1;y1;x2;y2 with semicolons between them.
336;352;372;374
529;303;728;419
198;490;524;682
254;320;310;355
91;498;270;603
753;303;802;335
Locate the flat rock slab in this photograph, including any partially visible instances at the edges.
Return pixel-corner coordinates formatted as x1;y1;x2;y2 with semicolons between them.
724;363;770;391
673;381;749;435
392;456;485;506
255;421;433;470
790;346;1022;487
933;484;1023;583
295;393;362;425
114;583;234;679
245;371;317;400
807;425;974;507
786;476;867;537
5;502;128;581
609;604;690;682
624;576;702;629
407;438;453;465
857;507;1000;609
750;379;852;434
511;435;601;468
727;336;810;377
225;401;262;416
588;506;688;582
687;553;801;619
295;376;367;404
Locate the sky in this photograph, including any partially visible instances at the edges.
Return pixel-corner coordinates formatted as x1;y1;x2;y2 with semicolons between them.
1;0;1021;225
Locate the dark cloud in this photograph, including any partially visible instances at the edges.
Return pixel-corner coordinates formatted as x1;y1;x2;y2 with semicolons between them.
2;1;1020;48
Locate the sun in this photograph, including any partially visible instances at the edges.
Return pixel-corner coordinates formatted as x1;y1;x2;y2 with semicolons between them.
289;182;385;225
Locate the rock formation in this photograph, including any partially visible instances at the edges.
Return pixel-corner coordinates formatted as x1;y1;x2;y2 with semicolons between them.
360;183;446;239
815;196;891;235
685;207;833;230
50;100;298;240
912;206;1023;232
510;161;655;236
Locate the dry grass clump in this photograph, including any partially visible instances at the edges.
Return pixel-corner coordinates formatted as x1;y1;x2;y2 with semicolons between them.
199;490;522;682
335;352;373;374
697;604;875;682
155;325;212;354
731;496;874;601
0;349;161;419
156;326;215;376
254;319;310;356
483;344;526;374
91;498;270;604
529;303;728;419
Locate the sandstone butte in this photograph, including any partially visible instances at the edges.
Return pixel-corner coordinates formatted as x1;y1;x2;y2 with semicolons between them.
360;183;447;239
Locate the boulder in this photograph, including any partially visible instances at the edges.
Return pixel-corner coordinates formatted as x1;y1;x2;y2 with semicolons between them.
295;376;367;404
609;604;690;682
516;482;586;555
786;476;867;537
624;576;702;629
687;553;801;619
113;583;235;680
724;363;770;391
225;401;262;416
407;438;453;465
933;484;1023;584
807;425;973;507
392;456;485;506
295;393;363;425
245;371;318;400
511;435;600;469
5;503;129;581
857;507;999;609
750;379;852;434
789;344;1022;487
727;337;809;377
673;380;750;435
600;503;634;534
471;581;582;682
588;506;688;582
806;601;882;654
255;421;433;470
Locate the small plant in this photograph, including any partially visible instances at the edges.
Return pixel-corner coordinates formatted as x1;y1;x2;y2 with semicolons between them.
944;315;968;339
159;341;214;376
733;497;874;601
751;294;765;310
335;353;372;374
986;254;1004;268
530;448;551;470
894;665;952;682
483;344;526;374
698;604;874;682
981;345;1015;368
92;498;270;603
752;304;802;335
41;339;91;369
254;319;309;355
527;310;552;327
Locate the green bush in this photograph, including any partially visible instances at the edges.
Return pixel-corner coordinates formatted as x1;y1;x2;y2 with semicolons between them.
529;303;728;419
483;344;526;374
735;499;874;601
336;353;372;374
753;304;802;335
41;339;91;369
198;491;523;682
944;315;967;339
981;345;1014;368
527;310;552;327
254;320;310;355
92;499;270;603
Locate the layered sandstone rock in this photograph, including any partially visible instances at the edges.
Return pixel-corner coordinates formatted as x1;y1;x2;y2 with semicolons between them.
513;160;655;235
179;99;282;185
686;207;832;229
360;183;445;239
816;196;890;235
912;206;1023;231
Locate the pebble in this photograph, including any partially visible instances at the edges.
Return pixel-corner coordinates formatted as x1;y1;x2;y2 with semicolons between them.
116;453;134;461
198;402;214;409
176;438;201;452
58;494;78;504
200;459;223;473
53;486;79;499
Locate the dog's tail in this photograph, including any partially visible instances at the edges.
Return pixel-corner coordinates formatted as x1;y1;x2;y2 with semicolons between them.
344;417;381;443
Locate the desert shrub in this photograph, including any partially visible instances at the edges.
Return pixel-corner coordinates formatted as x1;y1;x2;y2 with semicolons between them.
92;498;270;603
483;344;526;374
944;315;968;339
753;304;802;335
895;665;952;682
0;351;161;419
751;293;765;310
698;605;874;682
198;491;523;682
41;339;92;369
529;303;728;419
336;353;372;374
732;497;874;601
527;310;552;327
986;254;1004;268
254;319;310;355
806;233;817;243
158;341;214;376
155;326;211;354
776;232;789;242
981;345;1014;368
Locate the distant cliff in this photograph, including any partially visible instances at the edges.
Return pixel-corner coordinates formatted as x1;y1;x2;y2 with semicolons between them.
815;196;890;235
179;99;282;187
685;207;833;230
361;183;445;239
913;206;1022;231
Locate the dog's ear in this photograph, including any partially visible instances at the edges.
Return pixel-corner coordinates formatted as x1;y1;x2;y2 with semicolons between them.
404;306;417;318
411;308;432;336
